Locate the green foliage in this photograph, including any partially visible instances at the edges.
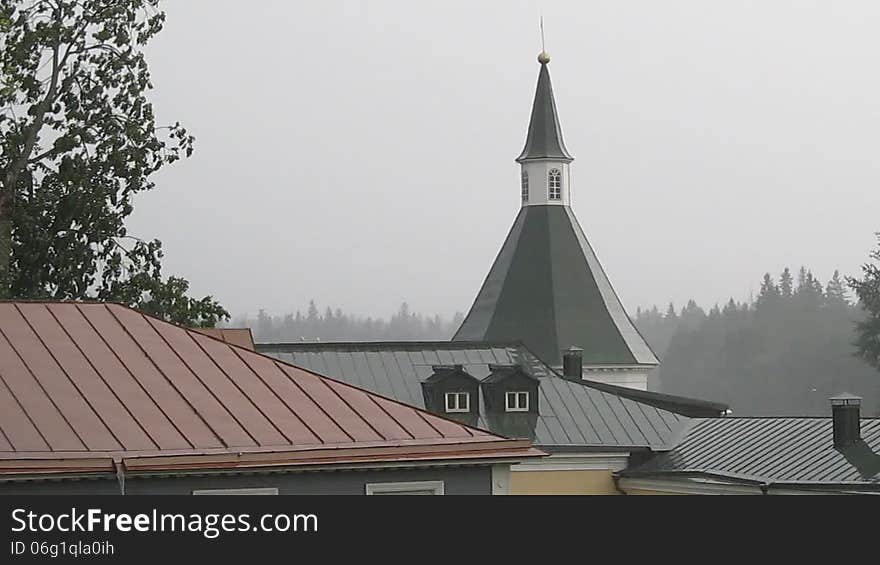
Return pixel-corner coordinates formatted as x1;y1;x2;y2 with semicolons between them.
0;0;227;326
636;267;879;416
848;235;880;371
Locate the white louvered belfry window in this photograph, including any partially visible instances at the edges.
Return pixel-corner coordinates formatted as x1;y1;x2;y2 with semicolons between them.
548;169;561;200
445;392;469;413
521;170;529;202
505;391;529;412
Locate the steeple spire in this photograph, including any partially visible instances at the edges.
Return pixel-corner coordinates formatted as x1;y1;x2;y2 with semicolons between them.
516;54;573;163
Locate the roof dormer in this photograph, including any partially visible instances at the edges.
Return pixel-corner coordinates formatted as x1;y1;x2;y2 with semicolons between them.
421;365;480;425
481;364;539;415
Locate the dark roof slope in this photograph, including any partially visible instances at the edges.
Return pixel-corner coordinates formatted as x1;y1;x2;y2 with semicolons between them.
0;302;541;478
580;379;728;417
516;60;573;163
452;205;659;367
257;341;687;451
621;417;880;489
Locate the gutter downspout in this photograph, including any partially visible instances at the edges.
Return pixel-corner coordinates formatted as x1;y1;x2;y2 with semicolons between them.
114;459;126;495
612;474;628;495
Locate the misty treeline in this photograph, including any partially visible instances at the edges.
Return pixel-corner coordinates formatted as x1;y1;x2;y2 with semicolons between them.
636;267;880;416
233;301;465;342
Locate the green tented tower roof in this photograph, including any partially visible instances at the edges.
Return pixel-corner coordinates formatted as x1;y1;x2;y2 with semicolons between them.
453;55;657;369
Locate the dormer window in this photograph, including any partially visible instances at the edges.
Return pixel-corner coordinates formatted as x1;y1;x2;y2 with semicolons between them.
445;392;470;413
481;364;539;416
521;170;529;202
505;391;529;412
422;365;478;423
548;169;562;200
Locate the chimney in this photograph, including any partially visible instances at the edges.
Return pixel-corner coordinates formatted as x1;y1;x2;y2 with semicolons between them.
562;346;583;380
830;393;861;448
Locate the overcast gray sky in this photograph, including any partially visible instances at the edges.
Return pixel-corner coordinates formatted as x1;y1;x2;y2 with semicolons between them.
130;0;880;319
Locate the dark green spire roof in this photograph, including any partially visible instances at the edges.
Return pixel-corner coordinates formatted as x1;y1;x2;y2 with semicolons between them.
515;59;574;163
453;206;658;367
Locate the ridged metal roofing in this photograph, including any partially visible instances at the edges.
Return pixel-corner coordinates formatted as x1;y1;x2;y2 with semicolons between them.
0;302;540;476
623;417;880;486
452;205;659;367
257;341;687;450
516;60;573;163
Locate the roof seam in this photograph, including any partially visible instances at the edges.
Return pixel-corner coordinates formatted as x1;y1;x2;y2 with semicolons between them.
15;304;119;449
0;354;50;450
139;313;260;446
319;369;388;441
1;306;86;450
76;304;194;449
0;418;11;450
361;387;416;441
273;364;356;443
227;347;322;444
46;304;157;450
103;305;227;448
185;328;294;445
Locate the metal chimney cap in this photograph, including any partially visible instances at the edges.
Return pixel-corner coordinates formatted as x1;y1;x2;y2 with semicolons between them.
830;393;862;406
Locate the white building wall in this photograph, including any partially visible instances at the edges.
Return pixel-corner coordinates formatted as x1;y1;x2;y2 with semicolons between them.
583;368;651;391
521;161;571;206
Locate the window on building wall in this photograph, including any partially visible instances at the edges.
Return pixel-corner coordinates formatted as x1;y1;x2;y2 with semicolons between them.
365;481;445;495
521;170;529;202
445;391;469;413
192;488;279;495
548;169;562;200
505;391;529;412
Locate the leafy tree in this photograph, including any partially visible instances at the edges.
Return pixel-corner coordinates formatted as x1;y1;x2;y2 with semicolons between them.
849;235;880;370
0;0;226;326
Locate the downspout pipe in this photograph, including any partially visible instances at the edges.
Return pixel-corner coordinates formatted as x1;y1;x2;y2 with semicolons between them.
612;474;628;495
114;459;126;495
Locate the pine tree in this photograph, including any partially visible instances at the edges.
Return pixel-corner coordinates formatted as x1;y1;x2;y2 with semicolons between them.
307;300;319;322
796;266;809;294
757;272;780;312
826;270;848;306
779;267;793;298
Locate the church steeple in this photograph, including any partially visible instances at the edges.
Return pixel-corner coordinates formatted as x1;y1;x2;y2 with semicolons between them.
517;53;574;207
454;52;659;390
516;53;574;164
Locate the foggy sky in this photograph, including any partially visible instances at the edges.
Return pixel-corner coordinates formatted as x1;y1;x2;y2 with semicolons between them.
130;1;880;319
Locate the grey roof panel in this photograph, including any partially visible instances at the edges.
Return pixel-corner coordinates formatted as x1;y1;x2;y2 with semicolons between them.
257;341;685;449
624;417;880;486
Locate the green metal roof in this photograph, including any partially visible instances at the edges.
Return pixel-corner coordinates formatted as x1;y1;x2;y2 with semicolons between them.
453;205;658;367
516;61;573;163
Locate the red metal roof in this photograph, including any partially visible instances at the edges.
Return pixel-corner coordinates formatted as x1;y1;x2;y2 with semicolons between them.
191;327;255;350
0;302;542;476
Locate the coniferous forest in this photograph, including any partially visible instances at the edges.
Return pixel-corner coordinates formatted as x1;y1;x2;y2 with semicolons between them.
636;267;879;417
239;265;880;417
233;302;464;343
